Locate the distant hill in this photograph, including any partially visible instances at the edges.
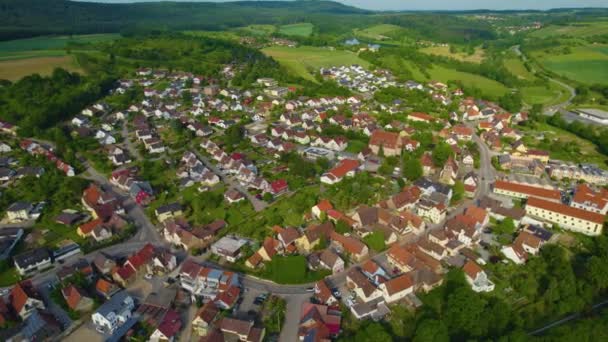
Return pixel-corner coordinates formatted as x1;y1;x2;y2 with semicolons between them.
0;0;370;40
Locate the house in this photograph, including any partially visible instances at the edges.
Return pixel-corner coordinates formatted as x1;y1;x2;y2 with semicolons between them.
10;281;45;319
218;317;265;342
211;236;248;262
295;222;334;252
570;184;608;215
416;199;446;224
224;189;245;204
346;268;382;303
501;231;544;264
493;180;562;203
192;301;219;337
320;159;359;185
155;203;183;222
408;112;435;123
62;285;94;312
5;201;35;222
13;309;62;341
270;179;289;196
298;303;341;341
318;249;345;274
525;197;604;236
245;237;280;269
96;278;120;299
150;309;182;342
314;279;338;306
13;248;52;276
369;130;402;157
463;260;495;292
330;231;369;261
379;273;414;303
312;199;333;220
91;291;135;334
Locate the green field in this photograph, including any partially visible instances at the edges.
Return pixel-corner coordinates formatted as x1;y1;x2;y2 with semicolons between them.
530;21;608;38
504;58;535;81
0;34;118;81
262;46;369;81
420;45;486;63
0;34;119;53
278;23;314;37
426;65;510;97
355;24;402;39
238;25;277;36
521;85;570;106
534;45;608;85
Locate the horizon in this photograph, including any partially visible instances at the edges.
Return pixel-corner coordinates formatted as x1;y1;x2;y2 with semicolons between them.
74;0;608;11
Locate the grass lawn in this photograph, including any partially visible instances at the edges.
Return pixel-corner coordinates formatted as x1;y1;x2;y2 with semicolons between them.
426;65;510;97
0;267;20;287
278;23;314;37
363;231;386;252
420;45;486;63
262;46;369;81
378;55;428;80
345;140;367;154
504;58;535;81
0;56;84;81
530;21;608;38
261;255;330;284
521;84;569;106
534;45;608;85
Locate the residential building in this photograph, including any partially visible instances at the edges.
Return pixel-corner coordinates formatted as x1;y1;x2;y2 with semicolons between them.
463;260;495;292
91;291;135;334
525;197;604;236
493;180;561;203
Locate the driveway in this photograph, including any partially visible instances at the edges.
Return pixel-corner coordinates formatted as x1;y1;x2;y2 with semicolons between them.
279;293;310;342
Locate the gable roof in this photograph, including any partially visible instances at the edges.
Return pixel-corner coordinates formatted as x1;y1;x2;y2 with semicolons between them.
527;196;605;225
462;260;483;279
383;273;414;296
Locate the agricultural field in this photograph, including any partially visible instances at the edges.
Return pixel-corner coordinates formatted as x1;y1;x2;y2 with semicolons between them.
426;65;510;97
420;45;486;63
533;45;608;85
262;46;369;81
278;23;314;37
530;21;608;38
354;24;402;40
0;56;83;81
0;34;118;80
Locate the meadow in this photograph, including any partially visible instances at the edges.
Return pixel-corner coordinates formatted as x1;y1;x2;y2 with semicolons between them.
419;45;486;63
0;34;118;80
534;45;608;85
503;58;535;81
278;23;314;37
237;24;276;36
530;21;608;38
426;65;510;97
262;46;369;81
354;24;402;40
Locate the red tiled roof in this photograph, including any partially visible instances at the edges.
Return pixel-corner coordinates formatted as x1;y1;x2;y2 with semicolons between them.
96;279;114;295
383;273;413;296
409;112;435;121
527;196;605;225
494;180;561;201
79;218;103;235
369;130;400;149
326;159;359;179
11;281;37;314
62;285;84;311
462;260;482;279
157;309;182;338
315;199;333;212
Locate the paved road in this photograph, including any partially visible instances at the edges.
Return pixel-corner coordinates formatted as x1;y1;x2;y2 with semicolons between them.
190;148;268;212
121;120;143;161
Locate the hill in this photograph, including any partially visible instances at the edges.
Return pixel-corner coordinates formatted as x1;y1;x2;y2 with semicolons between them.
0;0;369;40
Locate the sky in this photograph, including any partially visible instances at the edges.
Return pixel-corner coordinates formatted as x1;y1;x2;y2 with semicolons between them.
80;0;608;11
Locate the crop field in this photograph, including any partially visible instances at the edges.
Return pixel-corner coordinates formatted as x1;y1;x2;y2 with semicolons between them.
426;65;509;97
262;46;369;81
0;34;117;80
420;45;486;63
504;58;535;80
534;45;608;85
521;85;569;106
530;21;608;38
278;23;314;37
0;56;83;81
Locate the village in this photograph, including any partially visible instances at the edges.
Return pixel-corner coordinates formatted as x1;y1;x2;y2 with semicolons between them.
0;63;607;342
